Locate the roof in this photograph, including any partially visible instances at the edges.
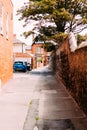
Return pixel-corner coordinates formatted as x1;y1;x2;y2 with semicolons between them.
35;41;45;44
13;38;24;44
13;34;26;45
32;41;45;46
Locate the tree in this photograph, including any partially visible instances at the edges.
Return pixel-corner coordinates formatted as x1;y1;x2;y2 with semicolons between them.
77;34;87;45
18;0;87;44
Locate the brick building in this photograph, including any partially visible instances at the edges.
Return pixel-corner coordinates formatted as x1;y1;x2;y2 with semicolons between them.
0;0;13;86
32;41;51;69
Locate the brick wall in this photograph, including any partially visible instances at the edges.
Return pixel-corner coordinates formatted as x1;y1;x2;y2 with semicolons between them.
32;43;48;69
51;38;87;114
0;0;13;86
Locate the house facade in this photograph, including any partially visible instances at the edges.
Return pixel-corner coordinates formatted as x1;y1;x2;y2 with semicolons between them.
13;35;32;65
25;45;32;55
0;0;13;86
32;41;50;69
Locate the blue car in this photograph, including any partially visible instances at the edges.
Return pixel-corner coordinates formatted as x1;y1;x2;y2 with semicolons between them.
13;61;27;72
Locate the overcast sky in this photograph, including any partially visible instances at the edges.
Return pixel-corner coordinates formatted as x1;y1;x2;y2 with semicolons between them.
12;0;33;45
12;0;87;44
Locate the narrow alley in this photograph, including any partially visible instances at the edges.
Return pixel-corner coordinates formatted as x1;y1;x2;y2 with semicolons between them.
24;66;87;130
0;66;87;130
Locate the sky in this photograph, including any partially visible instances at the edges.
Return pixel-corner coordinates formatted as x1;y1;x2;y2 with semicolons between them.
12;0;87;45
12;0;33;45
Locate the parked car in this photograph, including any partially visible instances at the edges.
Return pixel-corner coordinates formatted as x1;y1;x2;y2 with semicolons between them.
24;62;32;71
13;61;27;72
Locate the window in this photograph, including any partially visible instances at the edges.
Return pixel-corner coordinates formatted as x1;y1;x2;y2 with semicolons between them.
36;46;40;53
41;47;44;53
36;46;44;54
6;13;9;39
0;2;3;34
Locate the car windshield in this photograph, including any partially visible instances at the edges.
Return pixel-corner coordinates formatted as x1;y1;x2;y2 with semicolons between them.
14;62;23;65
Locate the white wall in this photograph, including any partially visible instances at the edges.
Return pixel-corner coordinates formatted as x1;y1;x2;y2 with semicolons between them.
15;57;31;64
13;44;26;53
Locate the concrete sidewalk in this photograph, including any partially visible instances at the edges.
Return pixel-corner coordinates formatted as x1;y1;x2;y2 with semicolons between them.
0;66;87;130
0;73;40;130
24;66;87;130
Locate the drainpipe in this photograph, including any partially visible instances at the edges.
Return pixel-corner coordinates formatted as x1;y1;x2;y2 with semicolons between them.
22;43;23;53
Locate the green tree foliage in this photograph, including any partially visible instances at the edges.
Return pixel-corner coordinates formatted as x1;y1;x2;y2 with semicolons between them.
18;0;87;46
44;43;56;52
77;34;87;45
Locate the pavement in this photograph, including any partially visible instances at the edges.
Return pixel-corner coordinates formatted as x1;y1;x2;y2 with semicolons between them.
0;66;87;130
0;72;40;130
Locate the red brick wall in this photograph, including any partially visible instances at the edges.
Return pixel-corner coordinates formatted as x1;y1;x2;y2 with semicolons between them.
51;38;87;114
0;0;13;86
32;43;48;69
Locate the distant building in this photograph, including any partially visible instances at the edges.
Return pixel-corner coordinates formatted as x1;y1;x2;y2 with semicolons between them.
32;40;51;69
0;0;13;85
25;45;32;55
13;34;27;53
13;34;32;64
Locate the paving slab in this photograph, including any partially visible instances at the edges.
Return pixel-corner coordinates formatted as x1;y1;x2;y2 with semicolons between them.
12;67;87;130
0;73;40;130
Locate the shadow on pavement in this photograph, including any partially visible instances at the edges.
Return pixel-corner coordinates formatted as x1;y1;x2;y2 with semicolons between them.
29;67;53;76
29;71;53;76
38;119;75;130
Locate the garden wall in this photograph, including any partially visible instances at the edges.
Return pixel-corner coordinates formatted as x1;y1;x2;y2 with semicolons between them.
51;37;87;114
